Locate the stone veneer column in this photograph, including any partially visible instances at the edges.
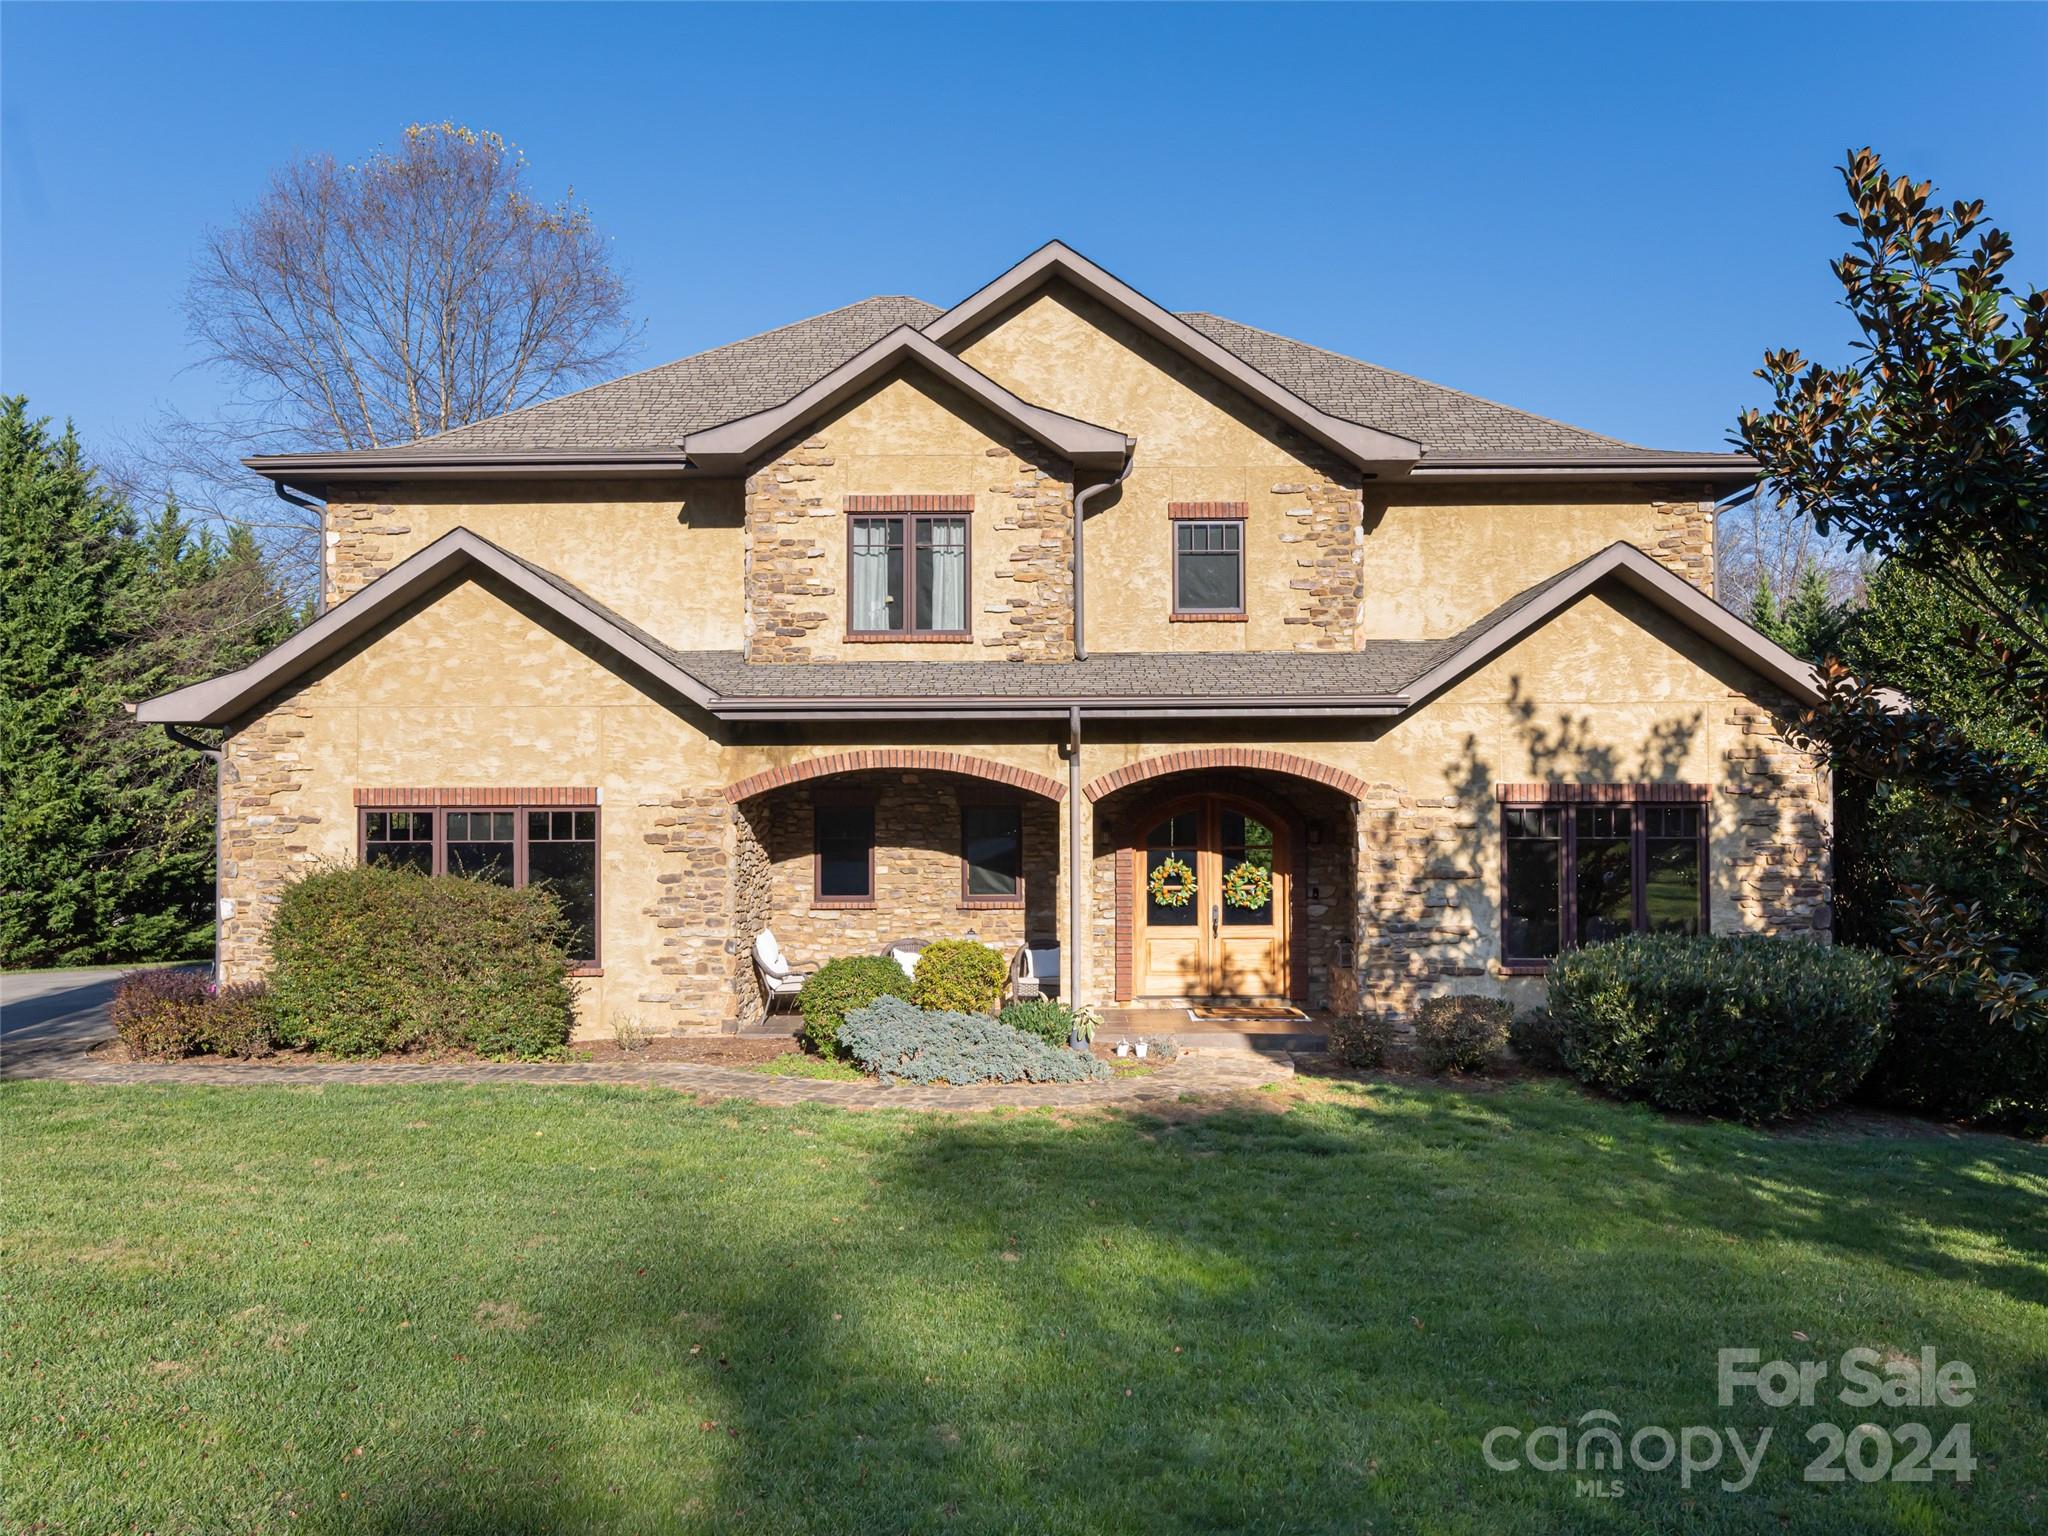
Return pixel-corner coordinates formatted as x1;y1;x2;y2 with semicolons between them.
1273;437;1367;650
1352;782;1485;1018
741;428;1076;662
1722;691;1832;936
217;700;322;983
324;494;412;607
644;790;769;1031
1649;493;1717;597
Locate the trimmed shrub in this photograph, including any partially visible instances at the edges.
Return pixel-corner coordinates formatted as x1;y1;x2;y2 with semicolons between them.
798;955;912;1057
110;971;274;1059
1548;933;1893;1123
1413;995;1512;1075
1508;1008;1567;1072
910;940;1007;1015
840;996;1111;1085
267;864;574;1059
1328;1014;1397;1070
999;998;1081;1047
111;968;211;1058
1862;977;2048;1132
203;983;275;1058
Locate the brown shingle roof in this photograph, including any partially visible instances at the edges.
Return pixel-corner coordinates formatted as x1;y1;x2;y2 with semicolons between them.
360;291;1719;464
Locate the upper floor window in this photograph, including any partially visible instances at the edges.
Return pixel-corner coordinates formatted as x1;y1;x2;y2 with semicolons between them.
1168;503;1247;620
1499;787;1707;972
359;803;600;965
849;514;968;636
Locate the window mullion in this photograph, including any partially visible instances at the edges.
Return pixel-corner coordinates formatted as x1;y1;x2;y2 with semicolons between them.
1561;811;1577;951
1631;806;1648;933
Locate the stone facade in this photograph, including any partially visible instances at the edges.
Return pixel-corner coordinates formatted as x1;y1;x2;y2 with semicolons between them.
217;698;322;982
641;791;764;1033
1350;783;1486;1021
741;420;1077;664
1722;691;1832;936
324;493;411;607
1649;493;1717;597
1272;441;1368;650
748;772;1061;974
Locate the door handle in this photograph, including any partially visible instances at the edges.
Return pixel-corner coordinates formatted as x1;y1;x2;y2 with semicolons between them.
1211;903;1220;935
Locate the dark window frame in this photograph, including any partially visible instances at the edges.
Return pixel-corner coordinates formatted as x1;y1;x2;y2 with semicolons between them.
1171;517;1247;620
356;803;603;971
845;512;973;640
958;796;1025;910
1497;786;1710;974
812;791;879;908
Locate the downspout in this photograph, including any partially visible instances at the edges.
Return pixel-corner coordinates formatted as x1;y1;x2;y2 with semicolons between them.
1066;705;1084;1008
1070;442;1135;662
162;722;227;987
274;480;329;615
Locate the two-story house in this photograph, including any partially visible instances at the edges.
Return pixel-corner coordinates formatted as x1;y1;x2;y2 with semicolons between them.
139;243;1830;1035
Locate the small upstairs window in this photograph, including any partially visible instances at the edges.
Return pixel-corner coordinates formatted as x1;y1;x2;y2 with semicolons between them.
1168;503;1248;620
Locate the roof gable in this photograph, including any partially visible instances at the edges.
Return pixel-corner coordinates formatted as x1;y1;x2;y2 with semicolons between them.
921;242;1422;474
678;327;1130;473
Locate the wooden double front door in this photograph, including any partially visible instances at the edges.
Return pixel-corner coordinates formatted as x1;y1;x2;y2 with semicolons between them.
1135;794;1290;999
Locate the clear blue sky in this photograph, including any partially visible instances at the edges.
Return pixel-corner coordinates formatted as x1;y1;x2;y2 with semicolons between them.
4;2;2044;476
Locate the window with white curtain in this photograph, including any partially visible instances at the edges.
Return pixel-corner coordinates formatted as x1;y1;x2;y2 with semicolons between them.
849;514;967;635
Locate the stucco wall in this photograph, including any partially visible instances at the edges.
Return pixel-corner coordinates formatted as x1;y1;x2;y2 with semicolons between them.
323;478;743;651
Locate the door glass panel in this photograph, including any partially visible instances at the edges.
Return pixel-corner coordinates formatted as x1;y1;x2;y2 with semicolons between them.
1219;809;1275;926
1144;811;1199;927
1574;806;1634;945
1644;805;1702;935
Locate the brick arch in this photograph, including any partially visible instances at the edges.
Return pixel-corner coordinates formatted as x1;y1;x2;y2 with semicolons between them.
1082;749;1367;804
724;749;1066;804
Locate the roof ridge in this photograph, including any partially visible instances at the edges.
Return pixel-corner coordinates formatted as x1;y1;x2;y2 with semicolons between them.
1178;309;1643;452
415;294;940;448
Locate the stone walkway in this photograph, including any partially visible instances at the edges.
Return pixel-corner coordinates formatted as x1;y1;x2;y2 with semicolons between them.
3;1042;1294;1111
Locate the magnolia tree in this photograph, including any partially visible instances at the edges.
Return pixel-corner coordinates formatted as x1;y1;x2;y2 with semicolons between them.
147;123;637;586
1738;148;2047;1026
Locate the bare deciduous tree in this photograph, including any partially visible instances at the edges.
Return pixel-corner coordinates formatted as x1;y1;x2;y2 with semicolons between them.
143;123;637;586
1715;492;1865;621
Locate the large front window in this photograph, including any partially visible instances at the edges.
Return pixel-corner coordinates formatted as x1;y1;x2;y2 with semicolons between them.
358;804;600;965
850;514;968;636
1500;789;1707;969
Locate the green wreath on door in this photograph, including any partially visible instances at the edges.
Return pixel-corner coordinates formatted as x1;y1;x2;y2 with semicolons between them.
1222;859;1273;911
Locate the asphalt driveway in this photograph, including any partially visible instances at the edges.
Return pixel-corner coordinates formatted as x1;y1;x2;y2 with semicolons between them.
1;967;192;1073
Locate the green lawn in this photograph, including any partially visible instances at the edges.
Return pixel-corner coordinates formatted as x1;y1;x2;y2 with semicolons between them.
3;1078;2042;1534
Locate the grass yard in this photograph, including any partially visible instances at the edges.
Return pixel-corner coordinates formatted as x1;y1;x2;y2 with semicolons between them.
2;1078;2043;1534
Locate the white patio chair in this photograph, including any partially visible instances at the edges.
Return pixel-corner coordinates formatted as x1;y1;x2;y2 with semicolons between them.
753;928;806;1012
1009;943;1061;1003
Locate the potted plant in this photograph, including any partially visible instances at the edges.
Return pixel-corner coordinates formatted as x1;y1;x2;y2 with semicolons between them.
1068;1005;1099;1052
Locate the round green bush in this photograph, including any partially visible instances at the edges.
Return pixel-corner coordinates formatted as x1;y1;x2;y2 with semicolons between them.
1861;977;2048;1132
1508;1009;1567;1072
1328;1014;1396;1070
798;955;911;1057
909;939;1007;1015
1548;933;1893;1123
267;864;575;1059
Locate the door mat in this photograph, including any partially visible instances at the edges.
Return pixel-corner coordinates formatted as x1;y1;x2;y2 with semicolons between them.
1185;1004;1310;1025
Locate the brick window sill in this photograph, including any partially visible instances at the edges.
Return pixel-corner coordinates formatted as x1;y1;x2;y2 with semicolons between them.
1171;611;1248;623
844;632;973;644
811;899;877;910
959;898;1024;911
1498;958;1551;976
569;965;604;978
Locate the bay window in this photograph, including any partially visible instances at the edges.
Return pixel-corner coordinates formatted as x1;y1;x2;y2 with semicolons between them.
1499;787;1707;970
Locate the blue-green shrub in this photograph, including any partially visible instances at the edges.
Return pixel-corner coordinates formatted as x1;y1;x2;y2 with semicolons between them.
1547;933;1892;1122
840;996;1110;1085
